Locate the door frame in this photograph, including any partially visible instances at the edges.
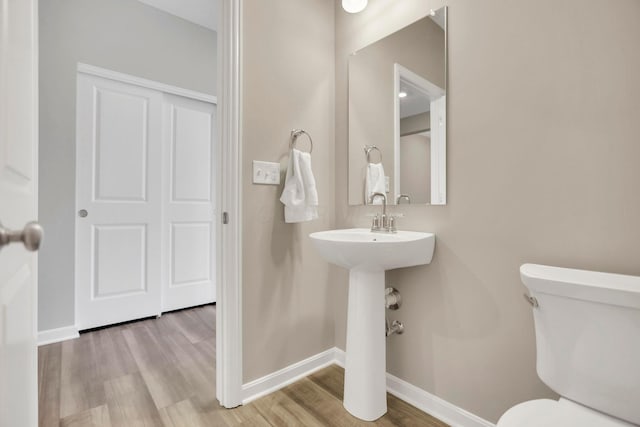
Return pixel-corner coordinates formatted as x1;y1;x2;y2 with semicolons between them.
76;63;218;104
392;63;446;206
217;0;243;408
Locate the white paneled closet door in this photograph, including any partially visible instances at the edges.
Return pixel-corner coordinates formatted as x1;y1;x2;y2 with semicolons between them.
75;74;163;330
162;95;216;312
75;70;217;330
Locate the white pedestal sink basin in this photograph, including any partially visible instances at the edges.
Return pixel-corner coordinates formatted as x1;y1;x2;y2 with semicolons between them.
309;228;435;421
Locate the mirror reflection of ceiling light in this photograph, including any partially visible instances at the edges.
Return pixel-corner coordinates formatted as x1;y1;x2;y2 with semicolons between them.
342;0;368;13
398;91;408;98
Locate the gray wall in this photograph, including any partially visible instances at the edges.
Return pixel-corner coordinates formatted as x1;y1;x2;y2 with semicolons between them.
38;0;217;331
399;134;430;203
400;112;430;136
335;0;640;423
241;0;336;382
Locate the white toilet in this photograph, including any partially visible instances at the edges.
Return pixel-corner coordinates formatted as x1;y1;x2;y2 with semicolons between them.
498;264;640;427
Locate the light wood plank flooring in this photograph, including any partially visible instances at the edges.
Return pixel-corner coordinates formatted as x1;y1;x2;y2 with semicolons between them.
39;305;448;426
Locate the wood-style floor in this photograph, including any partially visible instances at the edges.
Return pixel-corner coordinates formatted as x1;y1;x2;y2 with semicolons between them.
39;305;448;426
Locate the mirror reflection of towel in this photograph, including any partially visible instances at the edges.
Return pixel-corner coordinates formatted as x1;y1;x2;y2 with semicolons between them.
279;148;319;223
366;163;386;204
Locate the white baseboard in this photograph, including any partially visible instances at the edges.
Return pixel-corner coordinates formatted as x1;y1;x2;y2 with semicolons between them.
37;325;79;346
241;347;337;404
334;348;493;427
334;347;346;367
279;347;495;427
386;372;495;427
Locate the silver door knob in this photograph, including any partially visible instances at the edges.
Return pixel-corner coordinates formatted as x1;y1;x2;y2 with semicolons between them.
0;221;44;252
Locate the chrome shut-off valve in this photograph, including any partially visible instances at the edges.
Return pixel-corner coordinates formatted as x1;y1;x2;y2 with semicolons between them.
385;287;404;337
385;287;402;310
386;320;404;337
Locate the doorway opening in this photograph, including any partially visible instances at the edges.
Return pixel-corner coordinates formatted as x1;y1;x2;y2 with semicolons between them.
35;0;244;423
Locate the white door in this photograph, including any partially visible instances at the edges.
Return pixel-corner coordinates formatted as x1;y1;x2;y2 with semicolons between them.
75;73;163;330
162;94;216;311
0;0;40;425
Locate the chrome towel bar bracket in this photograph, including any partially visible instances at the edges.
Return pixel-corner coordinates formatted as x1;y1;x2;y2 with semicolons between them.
290;129;313;153
364;145;382;164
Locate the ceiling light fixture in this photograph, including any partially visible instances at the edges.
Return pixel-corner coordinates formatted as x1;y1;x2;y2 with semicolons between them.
398;91;408;98
342;0;368;14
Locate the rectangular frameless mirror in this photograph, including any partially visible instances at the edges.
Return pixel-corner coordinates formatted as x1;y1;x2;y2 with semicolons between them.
348;7;447;205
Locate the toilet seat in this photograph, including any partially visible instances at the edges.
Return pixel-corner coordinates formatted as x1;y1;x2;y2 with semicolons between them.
497;399;636;427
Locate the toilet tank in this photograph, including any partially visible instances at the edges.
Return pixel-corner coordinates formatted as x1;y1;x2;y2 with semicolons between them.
520;264;640;426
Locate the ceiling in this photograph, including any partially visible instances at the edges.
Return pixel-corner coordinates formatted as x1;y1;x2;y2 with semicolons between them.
399;80;431;119
137;0;218;31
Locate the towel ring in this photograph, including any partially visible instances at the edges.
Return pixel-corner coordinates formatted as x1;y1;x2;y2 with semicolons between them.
364;145;382;164
290;129;313;153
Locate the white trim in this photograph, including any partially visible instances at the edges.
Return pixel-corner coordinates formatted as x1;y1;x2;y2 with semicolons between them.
430;95;446;205
33;0;41;361
241;348;338;405
37;326;79;346
333;348;494;427
395;63;445;99
77;63;218;105
393;64;401;204
216;0;244;408
387;373;494;427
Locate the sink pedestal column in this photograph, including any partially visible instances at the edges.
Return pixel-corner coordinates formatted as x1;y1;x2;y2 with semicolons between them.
343;268;387;421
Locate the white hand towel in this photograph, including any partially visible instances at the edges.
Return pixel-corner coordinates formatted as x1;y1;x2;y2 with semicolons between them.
365;163;386;204
280;148;319;223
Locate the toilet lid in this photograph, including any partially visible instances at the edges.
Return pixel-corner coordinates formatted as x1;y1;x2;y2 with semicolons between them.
497;399;635;427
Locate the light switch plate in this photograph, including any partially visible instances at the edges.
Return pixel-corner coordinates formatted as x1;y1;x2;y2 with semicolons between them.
253;160;281;185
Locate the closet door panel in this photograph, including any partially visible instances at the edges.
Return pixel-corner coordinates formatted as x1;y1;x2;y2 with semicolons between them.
76;73;163;330
162;94;216;312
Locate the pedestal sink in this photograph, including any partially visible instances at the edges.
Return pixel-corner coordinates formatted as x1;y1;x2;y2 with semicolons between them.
309;228;435;421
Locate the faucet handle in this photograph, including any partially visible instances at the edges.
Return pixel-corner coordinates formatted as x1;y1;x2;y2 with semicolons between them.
387;216;397;233
371;213;381;231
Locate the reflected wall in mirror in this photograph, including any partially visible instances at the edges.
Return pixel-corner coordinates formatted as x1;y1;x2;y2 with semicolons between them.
348;7;447;205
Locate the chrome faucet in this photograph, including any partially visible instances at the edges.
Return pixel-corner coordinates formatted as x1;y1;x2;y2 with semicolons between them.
396;194;411;204
369;192;396;233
